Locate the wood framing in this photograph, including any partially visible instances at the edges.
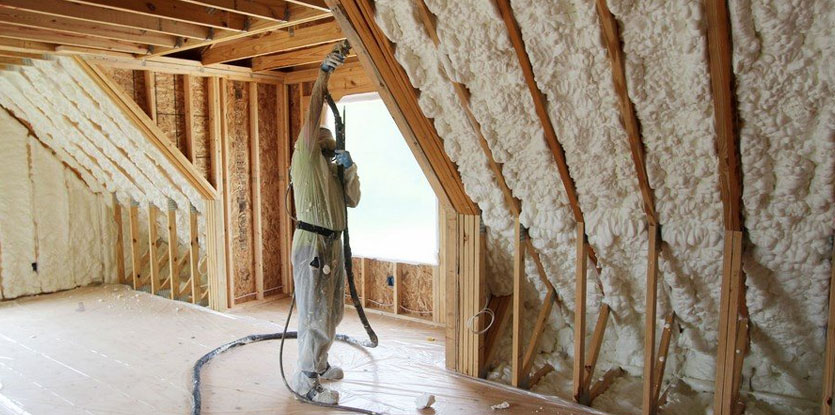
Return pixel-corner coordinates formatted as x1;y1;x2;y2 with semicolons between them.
521;289;555;385
147;204;160;294
71;0;248;32
166;205;178;299
204;198;228;310
584;304;611;395
714;230;745;414
392;261;400;314
0;24;149;54
481;294;511;376
822;249;835;415
113;198;126;284
128;203;141;289
276;84;293;294
325;0;478;215
182;75;195;162
179;0;288;22
249;82;264;301
574;222;589;403
83;55;285;84
189;208;200;304
219;77;235;307
252;41;356;71
653;313;676;406
143;71;156;122
643;223;661;414
590;368;625;402
202;19;344;65
511;216;525;387
208;77;222;189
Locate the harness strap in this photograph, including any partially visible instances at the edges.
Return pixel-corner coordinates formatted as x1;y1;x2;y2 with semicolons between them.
297;221;337;238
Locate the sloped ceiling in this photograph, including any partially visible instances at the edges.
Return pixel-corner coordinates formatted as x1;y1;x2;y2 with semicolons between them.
371;0;834;413
0;56;206;242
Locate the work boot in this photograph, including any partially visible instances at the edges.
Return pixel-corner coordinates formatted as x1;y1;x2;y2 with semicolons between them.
319;363;344;381
307;384;340;404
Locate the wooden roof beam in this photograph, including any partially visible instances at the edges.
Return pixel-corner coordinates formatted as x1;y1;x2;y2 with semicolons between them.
325;0;477;214
286;0;328;12
70;0;249;32
0;50;46;60
146;4;330;58
0;7;178;48
495;0;602;272
0;24;149;54
202;19;344;65
252;41;355;71
179;0;288;22
0;0;209;40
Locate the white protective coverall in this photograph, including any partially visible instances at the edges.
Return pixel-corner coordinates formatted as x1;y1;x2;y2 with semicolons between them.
289;67;360;399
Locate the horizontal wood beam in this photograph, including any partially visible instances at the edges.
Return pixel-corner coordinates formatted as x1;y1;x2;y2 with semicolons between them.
83;54;285;84
252;41;355;71
286;0;328;11
0;23;148;54
0;0;209;39
0;50;46;60
0;55;28;65
179;0;288;22
202;19;343;65
0;7;179;48
0;37;53;53
71;0;248;32
147;5;330;58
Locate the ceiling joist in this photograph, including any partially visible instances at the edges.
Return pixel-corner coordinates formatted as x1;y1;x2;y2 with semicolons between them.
179;0;288;22
202;19;343;65
71;0;249;32
252;41;354;71
0;24;149;54
0;0;210;40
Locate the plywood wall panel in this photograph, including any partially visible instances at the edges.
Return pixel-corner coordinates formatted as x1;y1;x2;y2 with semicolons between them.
365;258;393;310
400;263;433;319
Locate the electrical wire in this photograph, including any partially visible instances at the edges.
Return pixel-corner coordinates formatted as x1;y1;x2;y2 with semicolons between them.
466;295;496;335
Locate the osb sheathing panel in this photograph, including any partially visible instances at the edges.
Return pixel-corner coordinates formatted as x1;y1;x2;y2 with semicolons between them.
399;263;433;319
190;77;210;182
365;258;393;310
227;80;255;300
258;84;282;292
347;256;363;299
101;67;135;100
154;72;186;154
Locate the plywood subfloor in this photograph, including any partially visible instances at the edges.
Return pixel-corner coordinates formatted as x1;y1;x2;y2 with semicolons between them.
0;285;604;415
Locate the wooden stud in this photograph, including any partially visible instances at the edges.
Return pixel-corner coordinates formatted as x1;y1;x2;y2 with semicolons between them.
276;84;293;295
183;75;195;162
822;249;835;415
147;204;160;294
167;205;178;300
392;261;400;314
714;230;744;414
584;304;611;393
653;314;676;407
521;288;555;383
204;198;229;310
590;367;625;402
643;223;660;414
143;70;156;123
574;222;588;403
249;82;264;301
511;216;525;387
219;78;235;307
442;207;458;369
188;208;200;304
128;203;141;289
208;77;221;190
202;20;345;65
113;197;126;284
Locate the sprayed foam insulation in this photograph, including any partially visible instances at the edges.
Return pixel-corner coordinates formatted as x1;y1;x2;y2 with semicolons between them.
364;258;394;311
399;263;434;319
372;0;834;413
227;80;256;300
0;109;114;299
258;84;283;293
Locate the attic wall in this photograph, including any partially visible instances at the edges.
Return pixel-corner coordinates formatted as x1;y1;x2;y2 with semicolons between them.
371;0;834;414
0;109;116;300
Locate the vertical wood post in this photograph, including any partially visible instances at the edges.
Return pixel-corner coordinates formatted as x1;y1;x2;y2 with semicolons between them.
183;74;195;162
249;82;264;300
166;203;178;300
148;203;160;294
822;249;835;415
714;230;744;414
643;223;660;414
276;84;293;295
205;198;228;310
128;202;141;289
113;196;126;284
189;207;199;304
219;78;235;307
574;222;588;403
208;77;222;190
511;216;525;387
143;70;157;123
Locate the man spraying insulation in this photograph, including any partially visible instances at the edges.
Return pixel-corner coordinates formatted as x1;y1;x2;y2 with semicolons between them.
289;42;357;405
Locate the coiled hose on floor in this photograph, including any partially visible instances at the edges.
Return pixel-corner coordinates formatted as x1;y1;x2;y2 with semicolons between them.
189;90;380;415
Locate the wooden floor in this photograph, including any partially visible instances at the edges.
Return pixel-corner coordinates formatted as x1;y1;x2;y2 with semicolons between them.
0;285;604;415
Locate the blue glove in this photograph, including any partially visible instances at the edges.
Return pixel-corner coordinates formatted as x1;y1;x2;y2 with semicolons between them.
334;150;353;168
321;52;345;73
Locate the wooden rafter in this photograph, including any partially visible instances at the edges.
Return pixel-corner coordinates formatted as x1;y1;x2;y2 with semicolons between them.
71;0;248;32
326;0;477;214
202;19;343;65
0;37;53;54
146;5;330;58
705;0;747;412
179;0;287;22
0;50;45;60
494;0;601;271
286;0;328;11
0;7;178;48
0;0;209;40
0;24;149;54
252;41;355;71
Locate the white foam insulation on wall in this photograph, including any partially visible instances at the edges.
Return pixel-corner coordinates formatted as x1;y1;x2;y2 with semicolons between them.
0;56;208;299
372;0;834;413
0;109;115;299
